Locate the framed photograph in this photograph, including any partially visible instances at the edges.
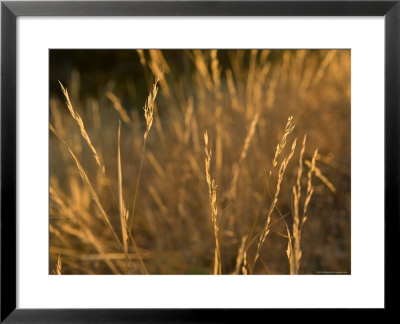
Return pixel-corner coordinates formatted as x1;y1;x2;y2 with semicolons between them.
1;0;398;321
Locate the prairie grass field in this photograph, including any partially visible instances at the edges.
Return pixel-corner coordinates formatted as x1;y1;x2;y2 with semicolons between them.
49;49;351;275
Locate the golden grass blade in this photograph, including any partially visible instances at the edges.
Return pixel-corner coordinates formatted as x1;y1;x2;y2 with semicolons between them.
128;231;149;274
287;146;318;275
51;248;152;262
246;49;258;110
302;149;318;226
291;134;307;274
242;251;248;275
229;110;260;200
226;69;240;112
204;130;222;275
56;254;62;275
143;76;159;141
146;151;165;178
192;50;214;91
118;121;129;254
183;98;194;145
233;235;248;275
58;81;105;174
149;50;171;98
148;185;168;215
305;160;336;193
210;49;221;92
107;92;131;124
137;49;147;67
285;226;296;275
272;116;295;167
91;100;101;130
266;79;278;110
296;135;307;203
312;50;338;86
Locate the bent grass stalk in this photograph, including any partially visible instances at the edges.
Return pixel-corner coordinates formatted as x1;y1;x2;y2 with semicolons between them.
305;160;336;193
59;81;105;174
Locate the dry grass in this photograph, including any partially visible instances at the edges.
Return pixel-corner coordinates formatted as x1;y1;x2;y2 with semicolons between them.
204;130;222;274
49;49;351;274
117;121;129;255
287;136;319;274
59;81;105;174
252;118;297;272
55;254;62;275
107;92;131;124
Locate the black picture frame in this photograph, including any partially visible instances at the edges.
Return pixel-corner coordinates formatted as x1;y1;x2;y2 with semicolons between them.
1;0;398;322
